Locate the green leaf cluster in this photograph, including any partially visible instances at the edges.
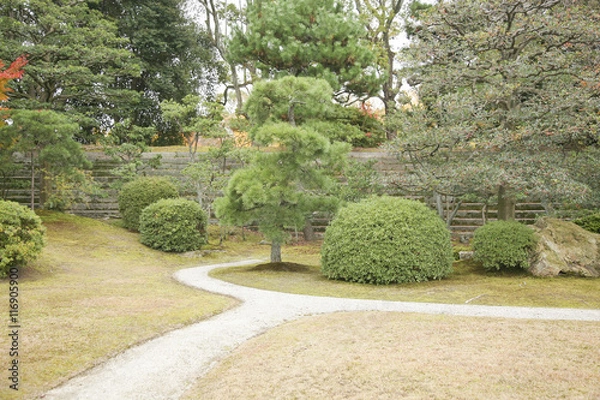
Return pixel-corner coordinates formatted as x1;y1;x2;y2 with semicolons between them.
245;76;384;147
139;198;207;252
229;0;380;98
321;196;453;284
117;177;179;232
0;109;96;209
215;121;349;245
0;0;140;133
244;76;332;128
0;200;46;276
573;213;600;234
472;221;537;271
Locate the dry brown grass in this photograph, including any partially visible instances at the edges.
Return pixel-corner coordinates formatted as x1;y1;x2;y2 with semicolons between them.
213;240;600;309
0;213;266;400
183;311;600;400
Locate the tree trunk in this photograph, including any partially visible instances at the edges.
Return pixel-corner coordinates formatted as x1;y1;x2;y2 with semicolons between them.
30;152;35;210
435;192;444;220
230;64;244;114
39;161;51;208
303;220;316;241
270;240;282;263
497;185;516;221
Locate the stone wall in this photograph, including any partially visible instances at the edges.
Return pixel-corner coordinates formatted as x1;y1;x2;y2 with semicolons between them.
2;150;547;238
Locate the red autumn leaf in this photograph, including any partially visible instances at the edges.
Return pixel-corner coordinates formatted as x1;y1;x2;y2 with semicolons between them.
0;55;28;101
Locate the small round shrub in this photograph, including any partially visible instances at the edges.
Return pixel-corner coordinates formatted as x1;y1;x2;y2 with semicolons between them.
139;198;207;252
321;196;453;284
0;200;46;277
472;220;536;271
573;213;600;234
118;176;179;231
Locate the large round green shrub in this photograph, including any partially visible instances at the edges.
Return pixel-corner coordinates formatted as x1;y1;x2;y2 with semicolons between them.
118;176;179;231
472;220;537;271
139;198;207;252
321;196;453;284
0;200;46;277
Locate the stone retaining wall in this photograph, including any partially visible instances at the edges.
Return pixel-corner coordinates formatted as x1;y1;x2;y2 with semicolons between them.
2;150;547;238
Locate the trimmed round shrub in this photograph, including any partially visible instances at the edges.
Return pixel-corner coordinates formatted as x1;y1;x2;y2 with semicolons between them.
472;220;537;271
118;176;179;231
573;213;600;234
139;198;207;252
321;196;453;284
0;200;46;277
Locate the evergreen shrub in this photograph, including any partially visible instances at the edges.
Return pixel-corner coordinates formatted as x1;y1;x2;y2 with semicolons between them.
573;213;600;234
139;198;207;252
321;196;453;284
472;220;536;271
0;200;46;276
118;176;179;231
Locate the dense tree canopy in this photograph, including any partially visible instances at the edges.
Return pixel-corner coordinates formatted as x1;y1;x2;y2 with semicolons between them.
229;0;382;101
93;0;223;141
0;0;222;143
245;75;386;147
390;0;600;218
0;0;140;136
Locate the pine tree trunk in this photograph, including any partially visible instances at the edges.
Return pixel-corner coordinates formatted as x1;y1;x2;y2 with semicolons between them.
271;240;282;263
497;185;516;221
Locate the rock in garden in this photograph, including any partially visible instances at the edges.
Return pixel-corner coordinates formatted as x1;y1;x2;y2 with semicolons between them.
529;218;600;277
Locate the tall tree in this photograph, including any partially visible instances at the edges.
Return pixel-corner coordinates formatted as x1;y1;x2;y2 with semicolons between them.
187;0;248;112
353;0;406;114
389;0;600;219
215;77;350;262
229;0;382;102
0;0;140;138
93;0;224;143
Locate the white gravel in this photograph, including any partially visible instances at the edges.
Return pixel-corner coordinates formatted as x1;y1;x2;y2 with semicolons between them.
43;259;600;400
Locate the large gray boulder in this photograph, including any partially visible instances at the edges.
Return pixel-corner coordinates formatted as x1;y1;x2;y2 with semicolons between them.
529;217;600;277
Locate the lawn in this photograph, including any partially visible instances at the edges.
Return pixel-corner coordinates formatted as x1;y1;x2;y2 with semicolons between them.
0;212;267;400
211;240;600;309
1;212;599;399
184;311;600;399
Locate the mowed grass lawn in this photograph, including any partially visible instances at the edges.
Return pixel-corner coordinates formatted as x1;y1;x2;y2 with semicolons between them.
0;212;267;400
211;245;600;309
1;211;600;399
184;311;600;399
190;241;600;399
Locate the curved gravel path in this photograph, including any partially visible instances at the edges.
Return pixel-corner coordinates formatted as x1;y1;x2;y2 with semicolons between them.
44;259;600;400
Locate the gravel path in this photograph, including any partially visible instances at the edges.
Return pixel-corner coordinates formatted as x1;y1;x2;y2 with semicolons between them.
44;259;600;400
